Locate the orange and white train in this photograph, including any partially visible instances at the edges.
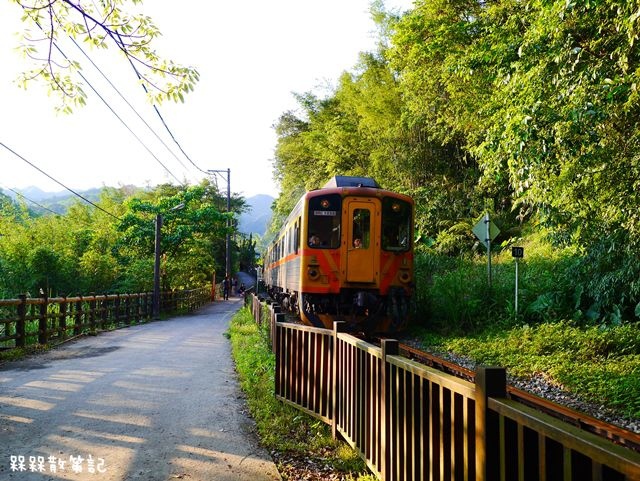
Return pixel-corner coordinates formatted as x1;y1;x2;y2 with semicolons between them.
263;176;414;334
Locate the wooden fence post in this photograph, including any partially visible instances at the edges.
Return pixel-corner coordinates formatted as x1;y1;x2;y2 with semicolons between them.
115;294;121;326
143;292;150;321
38;295;48;345
125;295;131;326
475;366;506;481
74;296;83;336
273;312;285;355
270;304;281;347
381;338;399;481
274;312;286;395
100;295;108;329
89;294;97;333
60;297;68;339
332;321;347;440
16;294;27;348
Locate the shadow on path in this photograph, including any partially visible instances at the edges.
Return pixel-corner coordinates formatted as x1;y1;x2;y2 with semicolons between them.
0;298;280;481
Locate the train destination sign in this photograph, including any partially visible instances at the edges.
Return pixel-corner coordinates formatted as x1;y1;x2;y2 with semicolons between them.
314;210;337;216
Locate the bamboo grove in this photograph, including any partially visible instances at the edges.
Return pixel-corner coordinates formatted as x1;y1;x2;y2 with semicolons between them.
271;0;640;327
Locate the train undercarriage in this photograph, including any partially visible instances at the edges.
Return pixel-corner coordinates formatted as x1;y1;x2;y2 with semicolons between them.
267;286;411;334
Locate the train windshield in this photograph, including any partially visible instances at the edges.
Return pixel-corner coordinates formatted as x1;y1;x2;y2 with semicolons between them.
382;198;412;252
308;194;341;248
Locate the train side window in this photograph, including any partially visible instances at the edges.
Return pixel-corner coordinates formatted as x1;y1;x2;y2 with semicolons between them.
308;194;341;248
352;209;371;249
382;198;412;252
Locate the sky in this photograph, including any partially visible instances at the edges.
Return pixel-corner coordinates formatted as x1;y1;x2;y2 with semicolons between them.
0;1;414;200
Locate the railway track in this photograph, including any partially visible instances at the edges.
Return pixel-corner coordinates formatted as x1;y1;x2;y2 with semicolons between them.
272;306;640;454
398;341;640;454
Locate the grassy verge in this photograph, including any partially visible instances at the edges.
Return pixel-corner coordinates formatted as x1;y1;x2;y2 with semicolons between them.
414;321;640;419
226;307;376;480
0;344;50;364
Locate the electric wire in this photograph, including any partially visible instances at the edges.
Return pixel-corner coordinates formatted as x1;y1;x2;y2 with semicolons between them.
54;48;186;186
68;36;195;176
116;32;209;176
0;183;61;216
0;141;122;221
28;14;186;186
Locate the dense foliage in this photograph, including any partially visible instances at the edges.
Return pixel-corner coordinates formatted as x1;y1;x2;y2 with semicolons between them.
0;181;245;298
271;0;640;327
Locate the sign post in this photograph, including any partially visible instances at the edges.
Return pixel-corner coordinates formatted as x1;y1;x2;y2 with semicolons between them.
472;213;500;288
511;247;524;316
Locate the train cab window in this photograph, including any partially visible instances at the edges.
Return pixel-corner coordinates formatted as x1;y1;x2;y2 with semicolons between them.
308;194;341;248
382;198;412;252
352;209;371;249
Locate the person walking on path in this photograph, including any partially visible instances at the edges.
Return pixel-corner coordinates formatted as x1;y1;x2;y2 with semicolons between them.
222;276;230;300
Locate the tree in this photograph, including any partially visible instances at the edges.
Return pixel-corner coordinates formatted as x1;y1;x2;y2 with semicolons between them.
115;181;246;290
11;0;199;111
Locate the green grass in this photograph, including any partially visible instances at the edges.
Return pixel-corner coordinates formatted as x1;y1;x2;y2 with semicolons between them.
417;321;640;419
0;343;50;364
227;307;373;479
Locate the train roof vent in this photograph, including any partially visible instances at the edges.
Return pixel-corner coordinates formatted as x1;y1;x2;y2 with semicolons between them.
323;176;380;189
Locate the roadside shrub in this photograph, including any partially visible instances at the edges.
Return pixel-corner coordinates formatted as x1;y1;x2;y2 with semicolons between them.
413;227;590;332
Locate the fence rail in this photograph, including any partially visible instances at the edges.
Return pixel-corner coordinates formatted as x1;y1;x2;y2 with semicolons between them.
0;287;210;349
249;294;640;481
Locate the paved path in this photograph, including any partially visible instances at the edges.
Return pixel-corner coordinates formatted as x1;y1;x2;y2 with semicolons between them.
0;298;281;481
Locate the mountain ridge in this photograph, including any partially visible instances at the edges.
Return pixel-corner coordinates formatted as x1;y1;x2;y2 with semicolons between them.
3;186;274;236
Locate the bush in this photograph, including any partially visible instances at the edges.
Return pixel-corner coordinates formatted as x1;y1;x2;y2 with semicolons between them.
413;228;597;332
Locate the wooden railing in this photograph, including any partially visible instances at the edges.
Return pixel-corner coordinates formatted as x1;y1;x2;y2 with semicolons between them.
0;287;210;349
249;294;640;481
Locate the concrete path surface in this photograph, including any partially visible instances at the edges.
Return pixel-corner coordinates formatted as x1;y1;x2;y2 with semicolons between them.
0;298;281;481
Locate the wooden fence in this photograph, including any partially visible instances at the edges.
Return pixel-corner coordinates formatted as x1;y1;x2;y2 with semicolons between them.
249;294;640;481
0;287;210;349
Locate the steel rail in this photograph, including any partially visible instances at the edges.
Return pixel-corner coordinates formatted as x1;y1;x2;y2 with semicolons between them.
396;341;640;453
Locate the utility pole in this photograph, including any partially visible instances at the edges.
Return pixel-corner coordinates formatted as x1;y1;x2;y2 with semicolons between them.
208;168;231;278
153;213;162;319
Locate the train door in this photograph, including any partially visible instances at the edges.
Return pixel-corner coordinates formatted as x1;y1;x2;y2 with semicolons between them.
345;198;380;283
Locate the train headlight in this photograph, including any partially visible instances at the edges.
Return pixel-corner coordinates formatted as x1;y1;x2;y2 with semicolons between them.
308;267;320;280
399;270;411;284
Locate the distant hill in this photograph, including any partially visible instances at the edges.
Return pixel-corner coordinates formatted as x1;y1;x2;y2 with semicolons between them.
3;186;275;235
4;186;103;215
238;194;274;236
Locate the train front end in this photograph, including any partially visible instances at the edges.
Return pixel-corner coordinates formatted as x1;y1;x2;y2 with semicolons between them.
299;177;414;333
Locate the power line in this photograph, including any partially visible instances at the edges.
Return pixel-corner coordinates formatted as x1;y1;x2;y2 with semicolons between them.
0;141;122;221
28;15;186;186
116;36;209;176
69;36;197;176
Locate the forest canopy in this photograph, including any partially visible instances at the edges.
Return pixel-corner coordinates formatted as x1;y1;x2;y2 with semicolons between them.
0;181;251;299
271;0;640;323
